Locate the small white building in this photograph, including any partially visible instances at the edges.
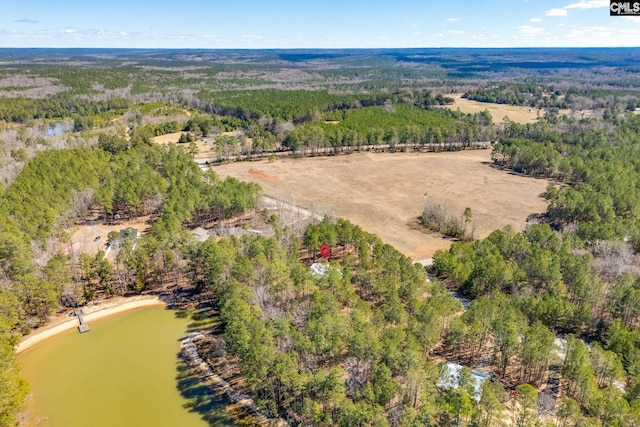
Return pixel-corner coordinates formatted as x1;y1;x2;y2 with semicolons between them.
310;262;330;277
109;227;141;248
191;227;209;242
438;362;490;402
119;227;141;242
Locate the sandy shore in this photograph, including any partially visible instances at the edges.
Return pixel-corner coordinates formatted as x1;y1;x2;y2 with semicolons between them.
16;296;165;354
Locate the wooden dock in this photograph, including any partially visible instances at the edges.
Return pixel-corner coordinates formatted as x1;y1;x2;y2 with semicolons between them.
75;310;91;333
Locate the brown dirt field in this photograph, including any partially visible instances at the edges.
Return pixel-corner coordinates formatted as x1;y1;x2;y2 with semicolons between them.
445;94;540;124
214;150;551;260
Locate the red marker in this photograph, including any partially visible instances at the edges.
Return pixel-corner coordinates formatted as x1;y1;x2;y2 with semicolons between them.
319;245;331;259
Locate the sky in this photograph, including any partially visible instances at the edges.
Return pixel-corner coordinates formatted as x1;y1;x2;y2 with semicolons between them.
0;0;639;49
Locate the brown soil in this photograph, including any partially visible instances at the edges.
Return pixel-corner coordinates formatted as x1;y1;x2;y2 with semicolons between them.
249;168;278;182
214;150;551;259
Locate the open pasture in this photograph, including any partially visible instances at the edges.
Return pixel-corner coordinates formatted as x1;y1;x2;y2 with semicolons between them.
214;150;551;259
445;94;540;124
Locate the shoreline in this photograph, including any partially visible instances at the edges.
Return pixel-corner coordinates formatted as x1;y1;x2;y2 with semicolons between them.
16;295;165;354
181;333;289;426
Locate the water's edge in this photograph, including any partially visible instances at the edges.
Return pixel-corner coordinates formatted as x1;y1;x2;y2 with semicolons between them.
18;307;208;427
180;332;289;427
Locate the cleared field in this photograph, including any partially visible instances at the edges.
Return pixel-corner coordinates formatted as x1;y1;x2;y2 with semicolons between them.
214;150;551;259
445;94;540;124
153;131;246;161
68;217;151;259
153;131;184;144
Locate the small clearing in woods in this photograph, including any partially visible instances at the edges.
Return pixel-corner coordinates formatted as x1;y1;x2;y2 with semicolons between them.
69;216;152;258
445;94;540;124
153;130;250;162
214;150;551;259
152;131;185;144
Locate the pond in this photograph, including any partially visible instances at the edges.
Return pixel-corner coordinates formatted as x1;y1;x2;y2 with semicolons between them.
38;121;72;137
18;306;244;427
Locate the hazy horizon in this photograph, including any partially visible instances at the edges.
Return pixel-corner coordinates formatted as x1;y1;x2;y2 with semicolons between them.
2;0;639;49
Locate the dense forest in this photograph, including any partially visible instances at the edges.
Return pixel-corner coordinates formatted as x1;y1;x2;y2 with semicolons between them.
2;48;640;426
493;114;640;242
188;218;465;425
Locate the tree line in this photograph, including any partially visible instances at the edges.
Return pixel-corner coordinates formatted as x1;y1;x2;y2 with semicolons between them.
493;114;640;243
0;95;130;124
464;83;568;109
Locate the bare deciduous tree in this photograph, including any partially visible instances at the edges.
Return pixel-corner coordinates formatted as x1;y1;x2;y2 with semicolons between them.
69;188;95;224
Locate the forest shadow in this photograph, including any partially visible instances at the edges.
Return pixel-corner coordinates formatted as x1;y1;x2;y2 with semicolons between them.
172;307;218;332
175;360;237;426
175;349;263;426
174;307;264;426
186;307;218;332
